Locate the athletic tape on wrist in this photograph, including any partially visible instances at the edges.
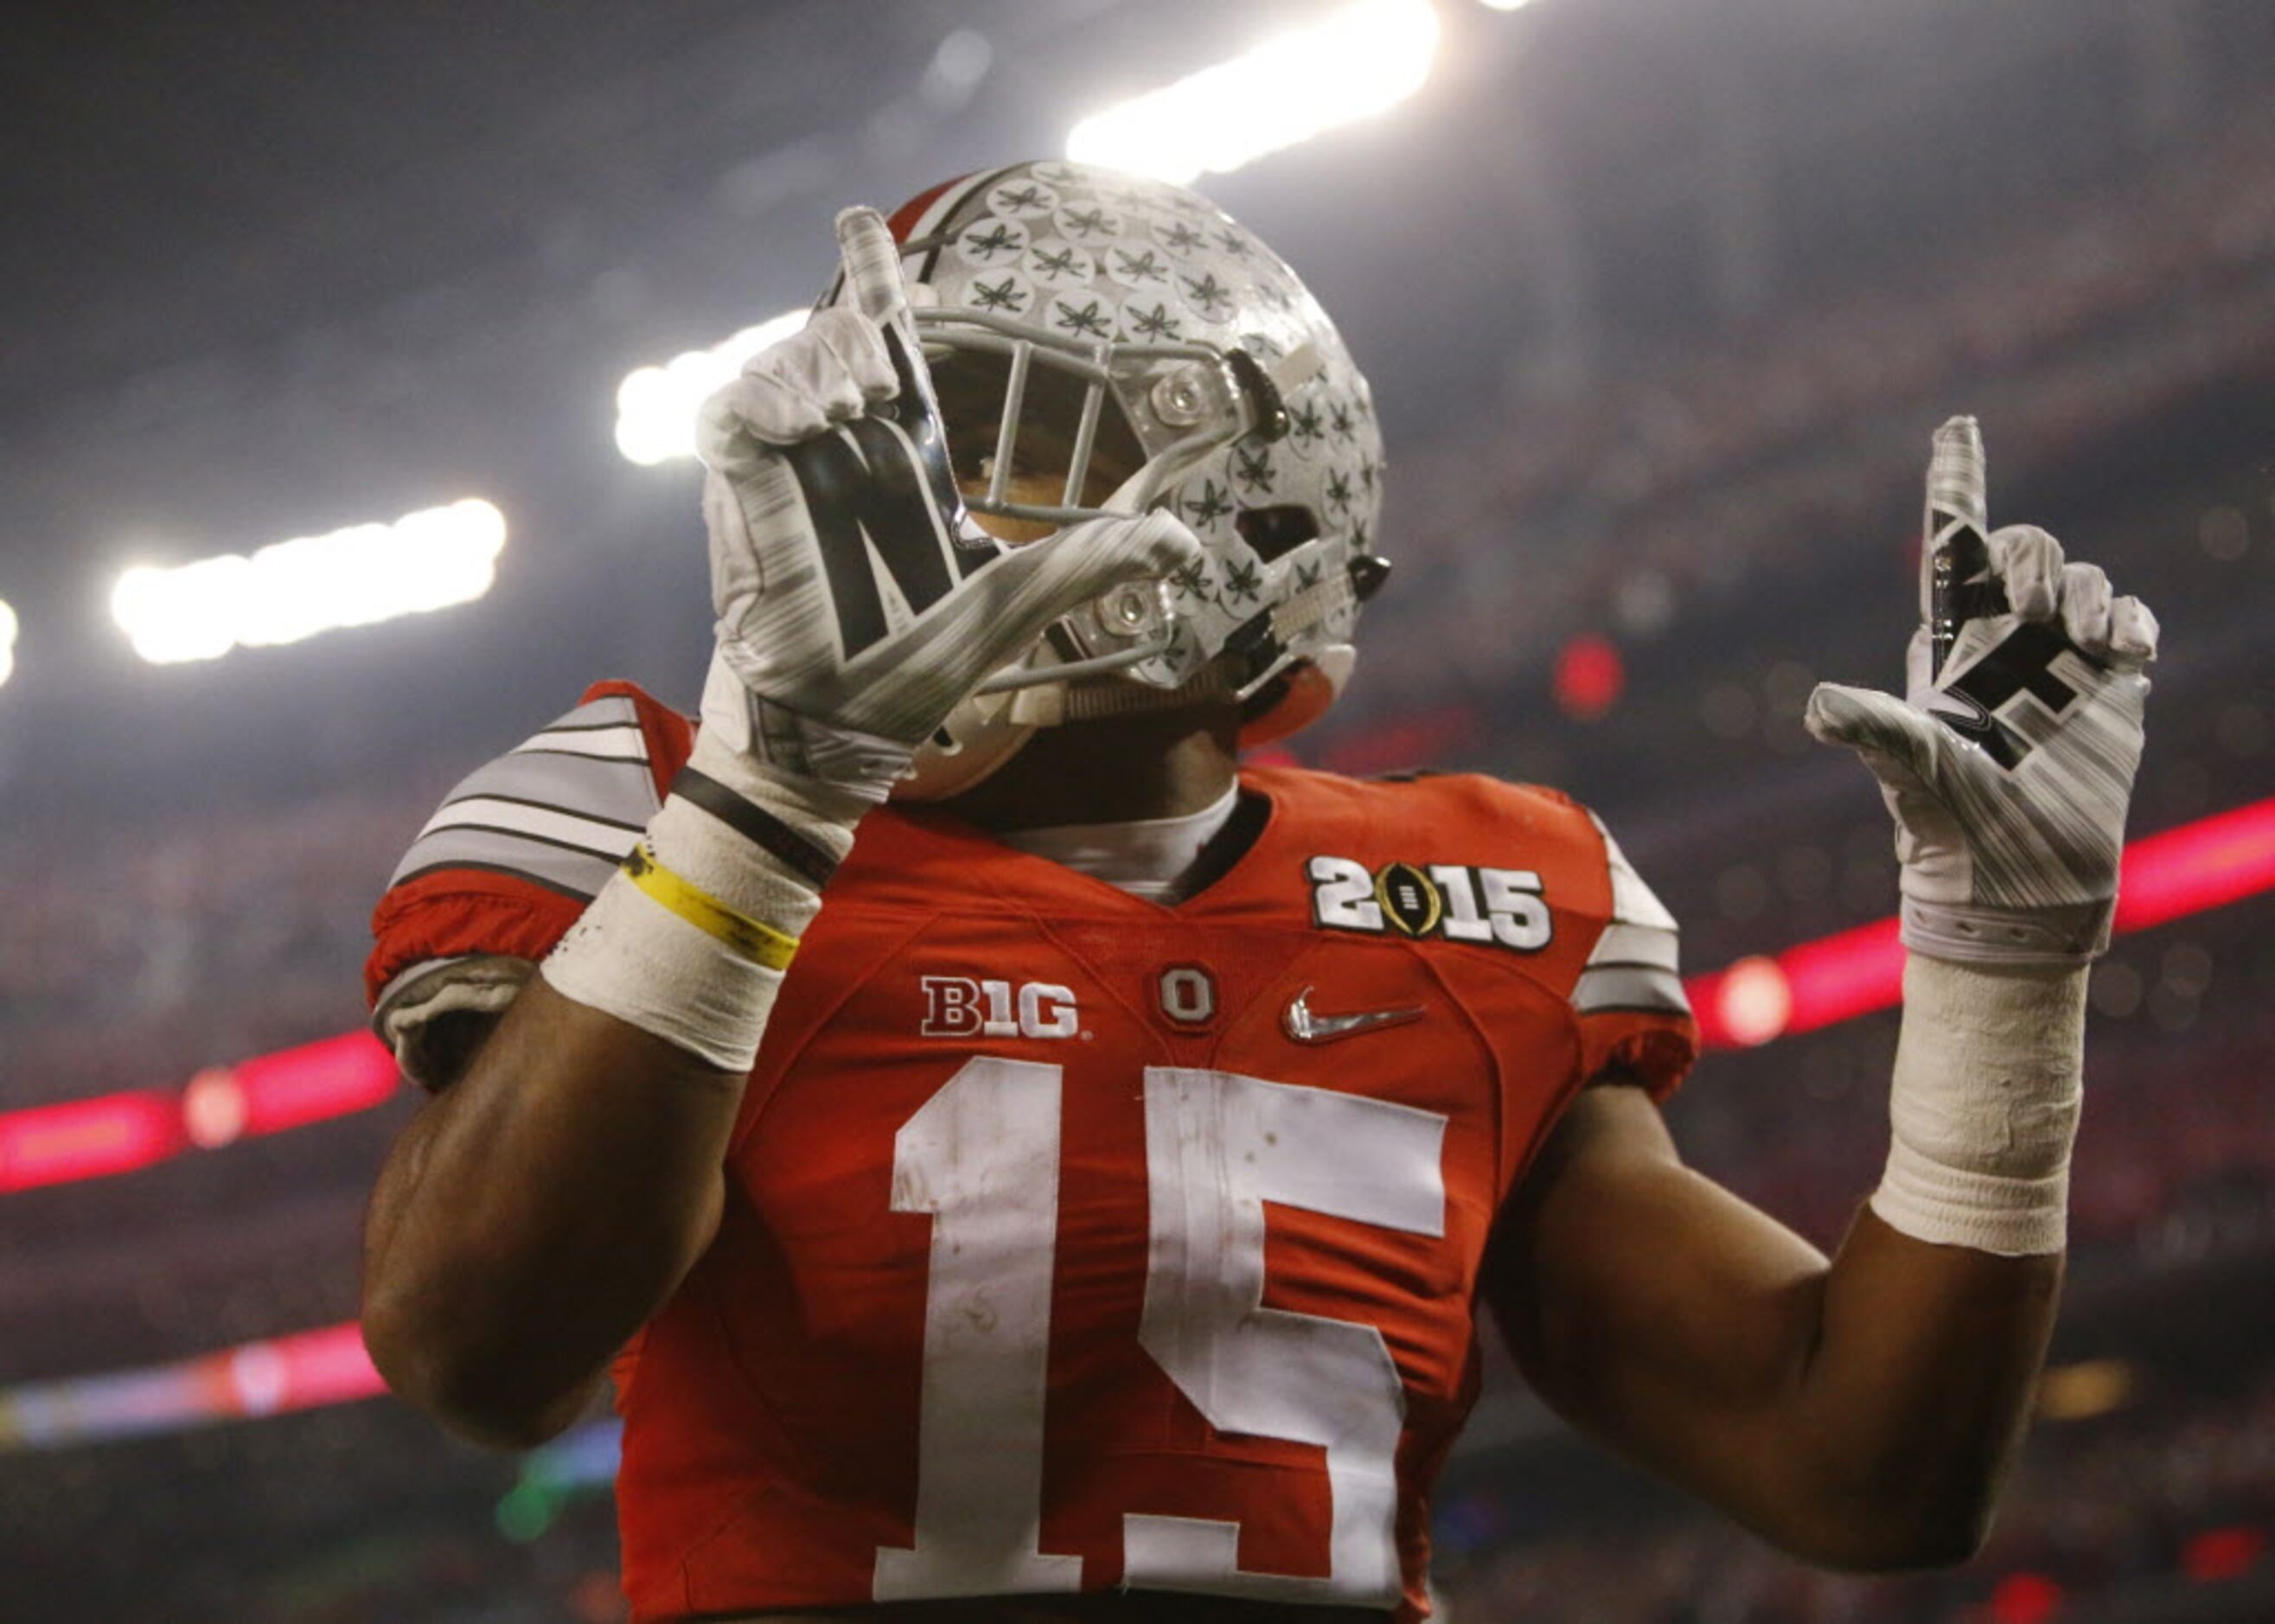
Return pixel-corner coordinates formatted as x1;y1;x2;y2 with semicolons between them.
619;842;800;969
539;726;860;1073
540;870;786;1073
670;765;841;890
1869;954;2086;1256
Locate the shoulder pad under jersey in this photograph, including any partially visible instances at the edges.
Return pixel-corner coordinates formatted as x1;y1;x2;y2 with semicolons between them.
366;682;693;1039
388;687;672;901
1571;810;1690;1023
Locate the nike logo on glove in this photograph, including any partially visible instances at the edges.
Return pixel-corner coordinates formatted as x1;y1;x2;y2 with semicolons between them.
1282;987;1423;1045
1920;687;1996;740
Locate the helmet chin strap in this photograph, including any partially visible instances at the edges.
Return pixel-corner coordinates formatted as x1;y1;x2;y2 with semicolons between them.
1006;662;1240;727
893;664;1241;802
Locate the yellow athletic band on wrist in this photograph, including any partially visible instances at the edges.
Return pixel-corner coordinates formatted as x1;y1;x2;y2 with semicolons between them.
620;844;800;970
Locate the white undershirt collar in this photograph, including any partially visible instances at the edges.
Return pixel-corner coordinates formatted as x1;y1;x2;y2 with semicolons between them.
993;784;1241;905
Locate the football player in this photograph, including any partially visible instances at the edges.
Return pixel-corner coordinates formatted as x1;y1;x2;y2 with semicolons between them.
359;162;2157;1621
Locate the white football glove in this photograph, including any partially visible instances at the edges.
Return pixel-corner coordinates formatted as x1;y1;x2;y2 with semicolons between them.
1805;417;2158;966
693;207;1202;797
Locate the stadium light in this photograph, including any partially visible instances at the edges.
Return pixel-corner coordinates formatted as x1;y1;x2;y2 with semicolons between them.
109;499;508;665
617;2;1441;468
613;310;807;465
1064;0;1441;185
0;597;16;687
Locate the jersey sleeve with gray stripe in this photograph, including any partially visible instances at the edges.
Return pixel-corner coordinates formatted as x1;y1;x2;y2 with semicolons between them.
367;685;690;1087
1572;813;1692;1084
388;692;661;899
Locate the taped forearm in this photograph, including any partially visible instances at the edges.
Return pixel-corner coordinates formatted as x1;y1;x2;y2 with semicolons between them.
1870;955;2086;1257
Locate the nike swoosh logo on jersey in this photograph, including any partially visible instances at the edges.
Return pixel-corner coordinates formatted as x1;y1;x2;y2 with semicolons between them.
1281;987;1423;1045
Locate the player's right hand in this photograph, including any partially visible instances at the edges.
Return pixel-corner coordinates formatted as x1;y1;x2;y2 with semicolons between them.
693;208;1201;765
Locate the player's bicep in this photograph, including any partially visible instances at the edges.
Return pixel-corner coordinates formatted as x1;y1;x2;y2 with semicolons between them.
1487;1081;1831;1486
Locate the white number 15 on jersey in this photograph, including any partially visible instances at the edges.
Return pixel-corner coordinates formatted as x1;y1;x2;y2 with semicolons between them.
875;1058;1448;1604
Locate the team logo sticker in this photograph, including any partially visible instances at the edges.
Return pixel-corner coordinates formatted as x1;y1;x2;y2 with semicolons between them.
1374;862;1442;937
1153;216;1211;258
959;271;1034;316
1177;269;1238;324
1052;202;1124;240
955;218;1030;265
1118;296;1185;342
1103;242;1174;290
985;179;1060;217
1048;294;1114;340
1155;965;1218;1027
1025;242;1096;289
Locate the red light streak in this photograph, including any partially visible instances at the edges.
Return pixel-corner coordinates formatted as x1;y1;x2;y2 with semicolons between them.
0;1321;385;1452
1694;796;2275;1049
0;1091;183;1193
0;1032;397;1196
233;1032;400;1135
2113;796;2275;932
0;800;2268;1189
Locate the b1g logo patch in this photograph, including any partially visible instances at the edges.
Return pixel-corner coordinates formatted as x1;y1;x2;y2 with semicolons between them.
921;976;1081;1039
1307;856;1553;951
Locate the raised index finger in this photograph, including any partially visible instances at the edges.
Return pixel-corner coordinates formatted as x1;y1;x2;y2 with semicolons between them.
1923;413;1990;675
834;207;912;333
1922;415;1987;605
828;204;965;526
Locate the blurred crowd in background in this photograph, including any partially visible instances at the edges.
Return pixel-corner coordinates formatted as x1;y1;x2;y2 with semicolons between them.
3;3;2272;1619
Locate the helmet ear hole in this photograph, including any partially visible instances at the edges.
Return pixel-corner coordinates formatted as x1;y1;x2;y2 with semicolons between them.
1232;505;1320;562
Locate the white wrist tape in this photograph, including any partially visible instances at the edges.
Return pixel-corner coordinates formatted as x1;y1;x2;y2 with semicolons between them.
1869;954;2086;1256
540;726;864;1072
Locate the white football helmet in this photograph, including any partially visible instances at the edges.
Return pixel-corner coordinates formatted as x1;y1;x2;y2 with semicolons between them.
826;160;1389;800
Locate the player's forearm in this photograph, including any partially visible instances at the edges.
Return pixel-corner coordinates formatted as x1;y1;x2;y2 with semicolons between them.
1764;956;2084;1565
1508;1139;2059;1572
1508;963;2085;1569
1767;1205;2061;1568
364;662;873;1443
361;976;742;1448
1778;417;2150;1565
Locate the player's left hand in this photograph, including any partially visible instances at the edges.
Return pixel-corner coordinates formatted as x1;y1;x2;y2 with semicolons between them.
1805;417;2159;966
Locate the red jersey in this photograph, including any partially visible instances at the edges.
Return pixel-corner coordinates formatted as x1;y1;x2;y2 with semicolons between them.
367;683;1698;1621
